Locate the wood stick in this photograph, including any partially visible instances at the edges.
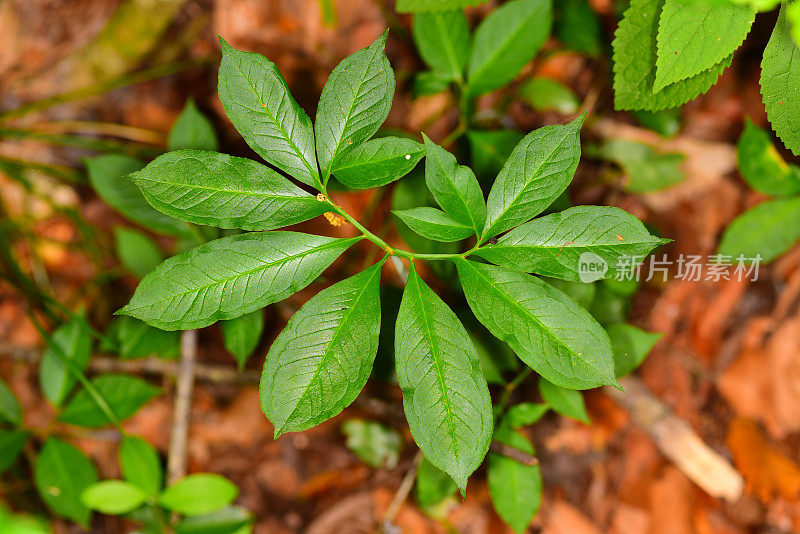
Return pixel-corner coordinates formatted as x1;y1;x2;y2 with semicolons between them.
167;330;197;484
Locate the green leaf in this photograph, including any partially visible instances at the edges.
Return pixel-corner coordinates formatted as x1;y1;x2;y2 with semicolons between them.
107;316;180;360
467;129;524;185
761;5;800;156
261;263;383;436
160;474;239;516
395;263;493;493
169;99;219;152
737;118;800;196
717;197;800;263
502;402;549;428
595;139;685;192
413;71;452;97
0;378;22;426
114;227;163;278
473;206;668;281
632;108;682;137
488;427;542;534
221;310;265;370
423;136;486;236
554;0;603;55
607;323;661;378
315;31;394;181
39;314;92;406
0;430;28;473
130;150;328;231
473;333;519;385
412;11;470;82
613;0;733;111
790;1;800;46
397;0;488;13
218;38;319;188
34;438;98;527
393;207;474;242
654;0;755;92
455;259;617;389
415;457;457;509
589;282;631;325
175;506;254;534
81;480;146;515
518;77;580;114
538;377;589;423
59;374;161;428
542;277;596;309
482;114;584;241
119;232;359;330
86;155;192;238
120;435;163;496
341;419;403;469
467;0;552;96
332;137;424;189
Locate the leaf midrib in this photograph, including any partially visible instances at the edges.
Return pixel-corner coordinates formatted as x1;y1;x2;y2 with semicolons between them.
134;175;317;203
429;150;481;236
434;14;463;81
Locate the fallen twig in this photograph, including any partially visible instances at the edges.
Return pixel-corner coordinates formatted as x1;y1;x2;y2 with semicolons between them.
167;329;197;484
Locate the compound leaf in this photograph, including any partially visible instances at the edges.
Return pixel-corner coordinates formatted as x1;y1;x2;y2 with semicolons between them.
119;435;163;496
717;197;800;263
393;207;474;242
607;323;662;378
737;118;800;196
488;426;542;534
412;11;470;82
168;99;219;152
39;314;92;406
538;378;589;423
332;136;424;189
221;309;265;369
81;481;146;515
160;474;238;517
34;438;98;527
59;374;160;428
114;227;163;279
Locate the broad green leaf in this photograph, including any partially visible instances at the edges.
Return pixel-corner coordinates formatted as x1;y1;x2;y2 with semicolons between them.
654;0;755;92
175;506;254;534
395;263;492;492
0;505;50;534
502;402;549;428
473;206;668;281
0;430;28;473
0;378;22;426
341;419;403;469
107;316;180;360
81;480;146;515
543;277;596;309
790;2;800;46
412;11;470;82
467;0;552;96
332;136;424;189
423;136;486;236
315;31;394;180
86;155;192;238
39;314;91;406
120;435;163;496
607;323;661;378
554;0;603;55
538;378;589;423
717;197;800;263
481;114;584;242
218;39;319;187
59;374;160;427
632;108;682;137
455;259;617;389
595;139;685;192
261;263;382;436
130;151;328;231
473;333;520;385
114;227;163;278
413;71;452;97
613;0;733;111
467;129;524;185
761;5;800;156
168;99;219;152
416;457;457;509
518;77;580;114
221;309;265;369
589;282;631;325
119;232;359;330
397;0;488;13
160;474;238;516
488;426;542;534
737;118;800;196
34;438;98;527
393;207;474;242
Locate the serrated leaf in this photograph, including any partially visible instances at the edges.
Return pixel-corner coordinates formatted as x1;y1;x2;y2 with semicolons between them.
502;402;549;428
160;474;238;516
466;129;524;185
221;309;265;369
342;419;403;469
0;430;28;473
595;139;685;192
114;227;163;279
423;136;486;235
315;31;394;181
34;438;98;527
130;150;328;231
555;0;603;55
0;378;22;427
761;4;800;156
412;11;470;82
218;38;319;188
261;263;382;436
613;0;734;111
393;207;474;242
332;136;424;189
737;118;800;196
395;263;492;493
119;435;163;496
416;456;457;509
654;0;755;92
473;206;668;281
39;314;92;406
488;426;542;534
168;99;219;152
519;77;580;114
397;0;488;13
108;316;180;360
81;480;146;515
119;232;359;330
481;114;584;242
467;0;552;96
174;506;253;534
59;374;160;428
717;197;800;263
538;377;589;423
455;259;617;389
607;323;661;378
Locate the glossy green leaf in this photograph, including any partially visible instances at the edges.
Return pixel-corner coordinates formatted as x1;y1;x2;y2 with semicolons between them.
0;378;22;427
81;480;146;515
130;150;328;231
518;77;580;114
34;438;98;527
717;197;800;263
395;264;493;492
761;6;800;156
481;114;584;241
393;207;474;242
737;118;800;196
467;0;552;96
555;0;603;55
59;374;160;428
119;232;359;330
175;506;254;534
455;259;617;389
261;263;383;436
120;435;163;496
607;323;661;378
397;0;488;13
488;426;542;534
467;129;524;185
412;11;470;82
160;474;239;516
415;456;457;509
315;31;394;180
342;419;403;469
595;139;685;193
332;136;424;189
168;99;219;152
538;377;589;423
114;227;163;278
0;430;28;473
221;309;265;369
218;39;319;188
502;402;549;428
39;314;92;406
106;316;180;360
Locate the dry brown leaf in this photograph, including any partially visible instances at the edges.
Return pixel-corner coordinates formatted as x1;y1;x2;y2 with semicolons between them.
649;467;694;534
